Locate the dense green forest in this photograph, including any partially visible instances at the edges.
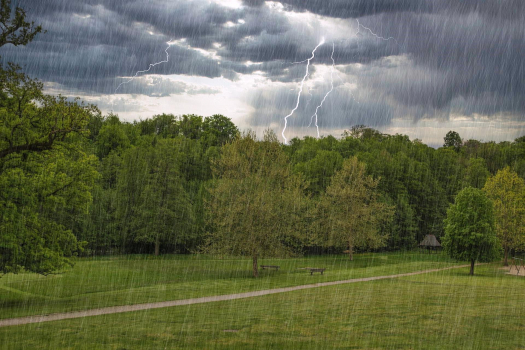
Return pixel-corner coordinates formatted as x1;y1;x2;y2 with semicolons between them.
80;115;525;255
2;56;525;275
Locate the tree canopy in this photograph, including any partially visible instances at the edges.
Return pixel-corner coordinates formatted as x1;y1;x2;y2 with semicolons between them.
0;2;99;275
0;0;43;48
483;167;525;265
442;187;501;275
205;131;306;277
318;157;393;259
443;131;462;151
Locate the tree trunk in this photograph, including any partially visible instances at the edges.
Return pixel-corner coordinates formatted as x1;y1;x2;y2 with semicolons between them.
504;247;509;266
253;255;258;277
155;236;160;256
348;244;354;261
470;259;475;275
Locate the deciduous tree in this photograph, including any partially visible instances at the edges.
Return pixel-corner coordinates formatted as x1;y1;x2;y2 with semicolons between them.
319;157;393;260
0;0;43;48
117;139;193;255
442;187;500;275
201;114;239;148
205;131;306;277
464;158;490;189
0;67;99;274
483;167;525;265
443;131;462;151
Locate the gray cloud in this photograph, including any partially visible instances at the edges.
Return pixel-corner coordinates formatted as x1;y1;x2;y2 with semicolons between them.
243;0;433;18
0;0;522;136
114;76;220;97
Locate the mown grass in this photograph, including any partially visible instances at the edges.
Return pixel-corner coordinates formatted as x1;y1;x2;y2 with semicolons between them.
1;264;523;349
0;252;454;319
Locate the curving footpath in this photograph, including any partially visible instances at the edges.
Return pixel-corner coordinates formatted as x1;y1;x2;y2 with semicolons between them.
0;264;471;328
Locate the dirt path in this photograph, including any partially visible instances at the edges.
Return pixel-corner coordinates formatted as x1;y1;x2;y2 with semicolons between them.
0;264;470;328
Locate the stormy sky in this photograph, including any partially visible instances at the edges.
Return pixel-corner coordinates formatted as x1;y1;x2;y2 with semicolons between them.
3;0;524;145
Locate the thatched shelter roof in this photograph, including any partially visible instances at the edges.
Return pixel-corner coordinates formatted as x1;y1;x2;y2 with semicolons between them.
419;234;442;247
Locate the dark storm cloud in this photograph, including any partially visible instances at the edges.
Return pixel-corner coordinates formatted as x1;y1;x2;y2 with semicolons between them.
243;0;432;18
3;0;239;94
23;0;242;41
1;37;225;94
244;0;524;21
353;11;525;118
2;0;523;128
250;0;524;121
5;0;296;93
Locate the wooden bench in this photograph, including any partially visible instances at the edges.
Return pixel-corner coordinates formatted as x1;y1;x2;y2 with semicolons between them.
296;267;326;275
308;268;325;275
261;265;280;270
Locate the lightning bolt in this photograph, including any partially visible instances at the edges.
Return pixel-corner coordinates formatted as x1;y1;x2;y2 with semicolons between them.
308;42;335;138
356;19;398;44
282;38;325;144
115;39;173;93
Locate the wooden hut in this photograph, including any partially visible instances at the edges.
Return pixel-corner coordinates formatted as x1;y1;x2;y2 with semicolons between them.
419;234;442;253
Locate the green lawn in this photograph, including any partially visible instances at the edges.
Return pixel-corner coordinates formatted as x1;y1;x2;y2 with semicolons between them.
0;252;454;319
1;263;523;349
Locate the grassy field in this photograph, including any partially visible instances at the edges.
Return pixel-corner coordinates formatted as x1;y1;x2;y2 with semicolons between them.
0;252;456;320
0;261;524;349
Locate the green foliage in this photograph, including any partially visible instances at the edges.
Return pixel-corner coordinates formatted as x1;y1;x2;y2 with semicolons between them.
432;148;462;201
442;187;501;274
344;124;384;140
136;113;238;149
464;157;490;189
318;157;393;258
77;118;524;260
294;150;343;195
201;114;239;147
0;0;43;47
386;194;418;250
116;139;194;255
0;65;99;159
443;130;462;151
483;167;525;264
0;3;98;274
205;130;307;276
0;67;99;274
95;115;131;159
137;113;179;137
179;114;203;139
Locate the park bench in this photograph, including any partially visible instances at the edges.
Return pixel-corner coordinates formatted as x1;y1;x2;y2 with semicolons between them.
261;265;280;270
297;267;326;275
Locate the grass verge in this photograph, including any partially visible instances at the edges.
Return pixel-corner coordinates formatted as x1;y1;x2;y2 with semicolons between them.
0;252;455;319
1;264;523;349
